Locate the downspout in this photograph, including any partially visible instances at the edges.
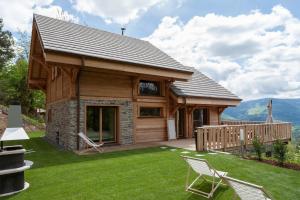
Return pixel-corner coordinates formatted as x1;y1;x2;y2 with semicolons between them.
76;57;84;150
183;96;187;138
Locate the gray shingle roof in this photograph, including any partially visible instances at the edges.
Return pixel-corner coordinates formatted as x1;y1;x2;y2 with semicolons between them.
171;68;241;100
34;14;193;73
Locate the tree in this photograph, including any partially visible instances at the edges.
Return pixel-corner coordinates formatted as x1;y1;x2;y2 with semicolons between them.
16;31;30;60
0;18;14;70
0;59;45;115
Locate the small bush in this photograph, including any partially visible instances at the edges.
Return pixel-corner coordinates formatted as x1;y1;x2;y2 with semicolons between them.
286;142;296;162
252;136;264;161
273;140;287;166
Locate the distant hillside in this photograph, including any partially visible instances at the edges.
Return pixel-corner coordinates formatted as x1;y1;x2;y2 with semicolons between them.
222;98;300;141
223;98;300;125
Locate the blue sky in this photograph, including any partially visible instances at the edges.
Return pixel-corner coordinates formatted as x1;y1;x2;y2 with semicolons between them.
1;0;300;100
51;0;300;38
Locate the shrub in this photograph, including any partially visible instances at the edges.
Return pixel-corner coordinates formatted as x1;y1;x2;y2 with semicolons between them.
286;142;296;163
273;140;287;166
252;136;264;161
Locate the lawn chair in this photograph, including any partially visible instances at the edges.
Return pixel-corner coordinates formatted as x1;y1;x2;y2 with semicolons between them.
222;176;272;200
182;156;228;198
78;132;104;153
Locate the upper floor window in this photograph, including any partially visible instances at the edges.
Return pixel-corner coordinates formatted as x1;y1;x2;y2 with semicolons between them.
139;107;162;117
139;80;160;96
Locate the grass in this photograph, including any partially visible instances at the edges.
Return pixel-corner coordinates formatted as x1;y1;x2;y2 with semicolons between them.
2;131;300;200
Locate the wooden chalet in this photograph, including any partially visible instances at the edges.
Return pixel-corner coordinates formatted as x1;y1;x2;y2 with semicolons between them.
28;15;241;150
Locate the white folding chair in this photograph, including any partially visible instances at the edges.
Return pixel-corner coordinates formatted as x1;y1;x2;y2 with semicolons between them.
78;132;104;153
222;176;272;200
182;156;228;198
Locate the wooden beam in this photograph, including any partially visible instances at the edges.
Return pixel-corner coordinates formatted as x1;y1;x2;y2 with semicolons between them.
68;67;80;98
28;23;38;81
71;67;79;83
28;79;46;85
171;103;181;116
185;97;241;106
31;55;50;73
218;107;227;125
45;52;193;81
131;76;139;101
59;66;72;78
28;79;46;92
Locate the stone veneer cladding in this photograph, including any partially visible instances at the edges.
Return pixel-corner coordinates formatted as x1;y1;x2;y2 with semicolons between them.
46;100;77;150
46;98;133;150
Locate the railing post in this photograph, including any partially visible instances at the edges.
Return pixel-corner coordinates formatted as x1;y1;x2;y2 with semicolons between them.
197;128;203;151
204;128;208;151
243;125;247;149
223;127;227;151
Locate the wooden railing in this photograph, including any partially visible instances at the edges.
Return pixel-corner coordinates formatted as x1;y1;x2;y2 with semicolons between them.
221;120;264;125
196;122;292;151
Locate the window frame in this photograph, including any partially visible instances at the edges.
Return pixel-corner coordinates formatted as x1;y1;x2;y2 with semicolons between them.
138;80;161;96
138;107;163;118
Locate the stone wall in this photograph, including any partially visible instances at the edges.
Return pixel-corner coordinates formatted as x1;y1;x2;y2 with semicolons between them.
46;100;77;150
46;98;134;150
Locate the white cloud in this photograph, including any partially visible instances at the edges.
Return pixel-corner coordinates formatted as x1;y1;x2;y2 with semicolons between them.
72;0;164;25
0;0;78;32
144;5;300;100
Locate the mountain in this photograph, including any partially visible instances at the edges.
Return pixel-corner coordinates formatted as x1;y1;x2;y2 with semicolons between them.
222;98;300;141
223;98;300;125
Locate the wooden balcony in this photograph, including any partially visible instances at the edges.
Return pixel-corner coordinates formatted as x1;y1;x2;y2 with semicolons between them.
196;122;292;152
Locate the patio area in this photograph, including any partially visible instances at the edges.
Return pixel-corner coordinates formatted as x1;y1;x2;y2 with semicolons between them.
157;138;196;151
75;138;196;155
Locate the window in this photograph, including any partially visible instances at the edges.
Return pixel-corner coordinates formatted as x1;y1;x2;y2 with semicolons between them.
139;107;162;117
139;80;160;96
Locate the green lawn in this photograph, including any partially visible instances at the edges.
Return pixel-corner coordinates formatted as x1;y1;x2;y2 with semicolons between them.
2;131;300;200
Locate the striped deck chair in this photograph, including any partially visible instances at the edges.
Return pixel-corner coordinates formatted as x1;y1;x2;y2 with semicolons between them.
78;132;104;153
182;156;228;198
223;176;272;200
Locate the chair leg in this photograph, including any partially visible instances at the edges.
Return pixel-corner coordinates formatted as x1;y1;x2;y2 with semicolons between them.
94;146;103;153
185;166;191;190
209;174;215;198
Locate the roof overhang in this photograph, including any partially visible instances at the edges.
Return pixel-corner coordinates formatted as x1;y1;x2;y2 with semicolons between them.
28;20;47;91
44;51;193;81
28;15;193;82
172;93;241;107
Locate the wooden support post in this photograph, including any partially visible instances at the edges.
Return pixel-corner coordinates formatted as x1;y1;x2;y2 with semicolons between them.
224;127;228;151
131;76;139;144
197;128;203;151
165;81;171;119
204;129;207;151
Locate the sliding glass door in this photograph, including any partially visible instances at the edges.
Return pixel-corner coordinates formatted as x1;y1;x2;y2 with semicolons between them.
101;107;116;143
86;106;117;143
193;108;208;130
86;106;100;142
